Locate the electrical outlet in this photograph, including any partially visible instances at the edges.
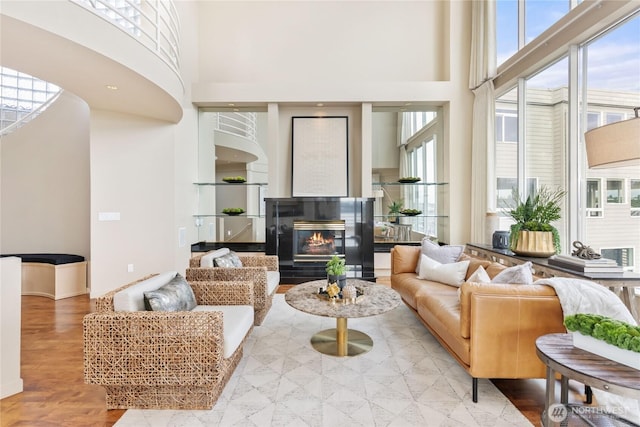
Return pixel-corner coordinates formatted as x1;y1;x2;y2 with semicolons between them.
127;264;134;273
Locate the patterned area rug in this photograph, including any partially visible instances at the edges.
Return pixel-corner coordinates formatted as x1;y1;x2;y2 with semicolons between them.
116;294;532;426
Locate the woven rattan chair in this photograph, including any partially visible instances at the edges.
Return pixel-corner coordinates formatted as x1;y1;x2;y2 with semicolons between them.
187;252;279;325
83;275;254;410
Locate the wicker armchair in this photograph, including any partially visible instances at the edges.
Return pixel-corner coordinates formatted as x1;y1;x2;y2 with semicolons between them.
187;252;279;325
83;274;254;410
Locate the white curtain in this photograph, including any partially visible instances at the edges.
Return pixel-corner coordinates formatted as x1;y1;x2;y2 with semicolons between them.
469;0;497;244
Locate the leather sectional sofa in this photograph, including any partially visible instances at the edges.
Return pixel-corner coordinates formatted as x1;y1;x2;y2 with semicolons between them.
390;244;566;402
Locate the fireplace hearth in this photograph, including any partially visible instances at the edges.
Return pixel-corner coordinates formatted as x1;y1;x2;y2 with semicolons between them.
266;198;375;283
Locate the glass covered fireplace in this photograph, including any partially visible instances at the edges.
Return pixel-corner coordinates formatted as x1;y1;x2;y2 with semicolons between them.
293;220;345;263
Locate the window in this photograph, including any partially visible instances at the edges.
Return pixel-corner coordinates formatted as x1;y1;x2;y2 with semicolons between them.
606;179;625;204
631;180;640;216
601;248;635;269
586;112;600;131
586;179;603;217
605;112;624;124
496;109;518;143
496;177;537;211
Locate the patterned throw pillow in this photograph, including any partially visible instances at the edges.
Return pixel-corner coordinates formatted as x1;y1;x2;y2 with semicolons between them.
143;273;197;311
214;251;243;268
491;262;534;285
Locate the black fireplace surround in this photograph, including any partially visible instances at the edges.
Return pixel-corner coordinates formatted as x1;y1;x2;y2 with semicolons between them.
265;197;375;283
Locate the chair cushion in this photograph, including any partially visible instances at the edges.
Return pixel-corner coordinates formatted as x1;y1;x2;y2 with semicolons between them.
143;274;197;312
113;271;178;312
200;248;231;267
266;271;280;295
192;305;254;358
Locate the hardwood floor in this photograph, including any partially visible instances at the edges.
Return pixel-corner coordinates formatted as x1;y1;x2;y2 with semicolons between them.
2;284;588;426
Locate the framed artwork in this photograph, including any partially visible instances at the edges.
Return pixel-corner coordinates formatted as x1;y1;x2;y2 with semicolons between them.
291;116;348;197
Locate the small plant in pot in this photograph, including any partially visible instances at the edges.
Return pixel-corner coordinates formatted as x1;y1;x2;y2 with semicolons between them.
325;255;348;289
504;185;566;257
387;200;403;224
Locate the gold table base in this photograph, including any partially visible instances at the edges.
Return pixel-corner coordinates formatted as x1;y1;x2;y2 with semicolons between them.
310;317;373;357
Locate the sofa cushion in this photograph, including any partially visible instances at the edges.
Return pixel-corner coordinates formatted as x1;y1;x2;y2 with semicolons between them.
266;271;280;295
392;245;421;274
200;248;231;267
458;253;493;280
144;274;197;312
491;262;534;285
417;254;469;287
192;305;254;358
415;239;464;273
113;271;178;312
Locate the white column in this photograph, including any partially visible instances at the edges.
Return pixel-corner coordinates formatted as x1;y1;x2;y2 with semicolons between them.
1;256;23;398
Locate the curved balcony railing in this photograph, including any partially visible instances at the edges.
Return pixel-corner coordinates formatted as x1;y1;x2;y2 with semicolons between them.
71;0;181;76
214;112;257;142
0;67;62;136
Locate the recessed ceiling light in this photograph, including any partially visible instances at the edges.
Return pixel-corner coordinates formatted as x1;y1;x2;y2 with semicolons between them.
317;103;324;107
106;85;118;90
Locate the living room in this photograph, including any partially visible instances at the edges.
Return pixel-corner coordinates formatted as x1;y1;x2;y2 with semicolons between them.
1;1;639;426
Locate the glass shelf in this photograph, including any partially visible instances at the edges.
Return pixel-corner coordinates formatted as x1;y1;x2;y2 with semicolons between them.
374;215;449;219
194;214;264;218
372;182;448;186
194;182;268;186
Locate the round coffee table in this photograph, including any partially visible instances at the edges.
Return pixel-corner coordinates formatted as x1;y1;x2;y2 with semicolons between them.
285;279;401;357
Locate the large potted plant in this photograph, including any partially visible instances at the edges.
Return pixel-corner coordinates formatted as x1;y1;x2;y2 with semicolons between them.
505;186;566;257
325;255;348;289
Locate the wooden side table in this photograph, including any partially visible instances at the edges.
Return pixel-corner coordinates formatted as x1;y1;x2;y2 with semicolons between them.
536;333;640;426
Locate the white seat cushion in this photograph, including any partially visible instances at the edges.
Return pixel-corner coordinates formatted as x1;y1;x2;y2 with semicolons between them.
192;305;253;358
113;271;178;311
266;271;280;296
200;248;230;267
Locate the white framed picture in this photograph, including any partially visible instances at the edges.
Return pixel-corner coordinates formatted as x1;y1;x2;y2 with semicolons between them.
291;116;348;197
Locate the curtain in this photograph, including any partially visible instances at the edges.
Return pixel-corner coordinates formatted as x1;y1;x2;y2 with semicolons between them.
469;0;497;244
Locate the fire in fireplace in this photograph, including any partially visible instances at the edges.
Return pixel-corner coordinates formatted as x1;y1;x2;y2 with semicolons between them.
293;220;345;262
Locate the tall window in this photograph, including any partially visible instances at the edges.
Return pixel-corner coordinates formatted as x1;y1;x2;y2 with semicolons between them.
606;180;625;204
631;180;640;217
586;179;602;217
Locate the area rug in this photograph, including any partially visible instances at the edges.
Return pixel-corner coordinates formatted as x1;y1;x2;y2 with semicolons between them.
115;294;532;426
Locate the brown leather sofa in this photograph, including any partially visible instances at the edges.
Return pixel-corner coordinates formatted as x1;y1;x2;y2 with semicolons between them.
390;245;566;402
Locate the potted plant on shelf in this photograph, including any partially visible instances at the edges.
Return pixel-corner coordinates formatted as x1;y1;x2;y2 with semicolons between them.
325;255;348;289
505;185;566;257
387;200;403;224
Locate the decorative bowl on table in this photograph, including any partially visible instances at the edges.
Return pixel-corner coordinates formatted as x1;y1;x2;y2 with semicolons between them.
398;177;421;183
316;285;365;304
400;209;422;216
222;208;245;216
222;176;246;183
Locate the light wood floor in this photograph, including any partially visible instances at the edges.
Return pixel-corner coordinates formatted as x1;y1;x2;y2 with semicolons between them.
2;285;590;426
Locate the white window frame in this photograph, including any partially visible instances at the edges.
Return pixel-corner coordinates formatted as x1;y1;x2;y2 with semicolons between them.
631;179;640;217
586;178;603;218
600;247;635;270
606;179;626;205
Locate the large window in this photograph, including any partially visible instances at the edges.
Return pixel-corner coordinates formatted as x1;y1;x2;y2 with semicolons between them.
494;4;640;272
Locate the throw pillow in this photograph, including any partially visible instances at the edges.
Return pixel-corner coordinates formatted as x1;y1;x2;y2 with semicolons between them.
214;251;243;268
416;238;464;273
200;248;230;267
143;273;197;311
467;265;491;283
417;254;470;287
491;262;534;285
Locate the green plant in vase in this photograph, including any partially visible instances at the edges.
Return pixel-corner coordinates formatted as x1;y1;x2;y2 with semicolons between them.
325;255;348;289
504;185;566;256
387;200;403;224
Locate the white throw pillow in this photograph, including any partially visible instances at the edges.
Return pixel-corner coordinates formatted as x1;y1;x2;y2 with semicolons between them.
491;262;534;285
415;238;464;273
467;265;491;283
200;248;230;267
417;254;470;287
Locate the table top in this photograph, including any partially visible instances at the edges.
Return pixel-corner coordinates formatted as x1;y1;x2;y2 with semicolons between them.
284;279;401;319
536;333;640;399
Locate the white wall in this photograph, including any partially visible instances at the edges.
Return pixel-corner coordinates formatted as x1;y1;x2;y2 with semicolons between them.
1;91;90;258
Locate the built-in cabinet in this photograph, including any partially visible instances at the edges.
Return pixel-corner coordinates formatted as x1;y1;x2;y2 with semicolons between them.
372;181;448;244
194;182;267;242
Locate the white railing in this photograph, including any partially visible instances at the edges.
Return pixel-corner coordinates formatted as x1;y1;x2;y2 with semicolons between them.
214;112;258;142
71;0;181;76
0;67;62;136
